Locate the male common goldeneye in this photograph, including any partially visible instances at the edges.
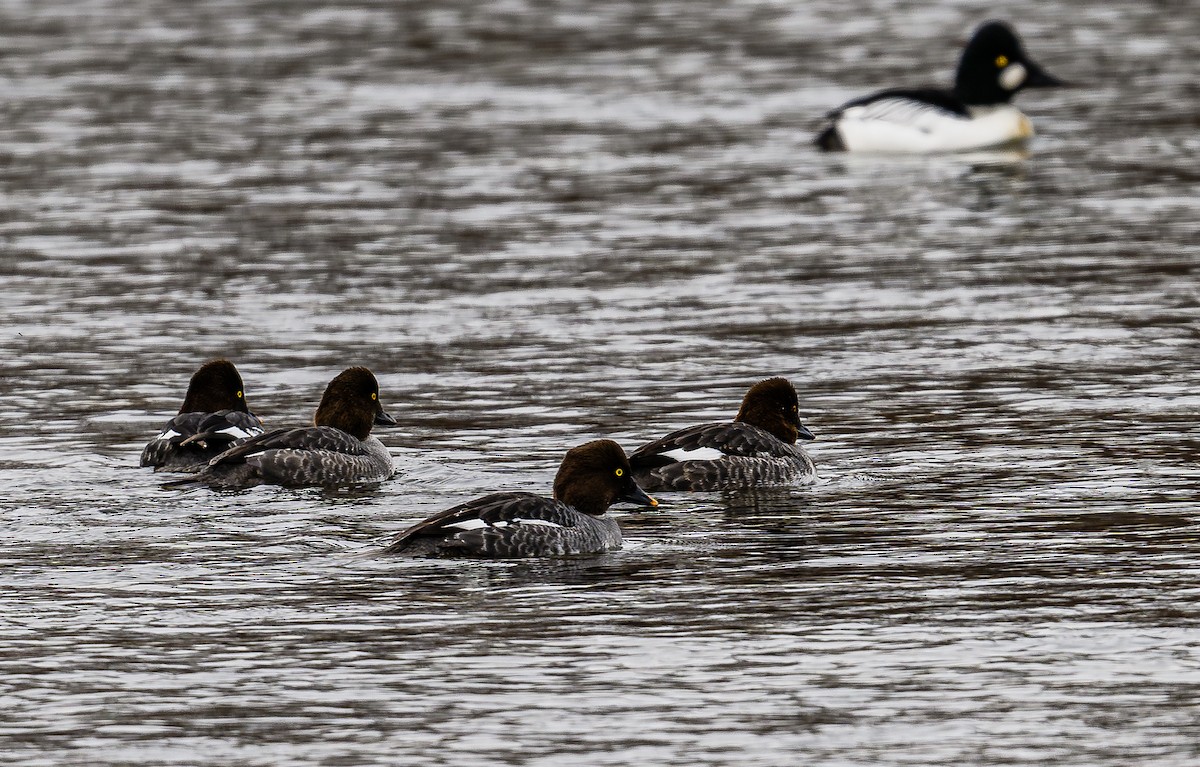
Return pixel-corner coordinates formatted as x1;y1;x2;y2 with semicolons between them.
816;20;1065;153
180;367;396;489
629;377;816;492
384;439;657;558
140;359;265;472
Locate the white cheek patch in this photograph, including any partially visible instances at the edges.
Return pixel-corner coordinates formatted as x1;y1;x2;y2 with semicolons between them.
1000;63;1027;91
661;446;727;462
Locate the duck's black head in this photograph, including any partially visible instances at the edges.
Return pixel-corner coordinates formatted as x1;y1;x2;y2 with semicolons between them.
953;21;1064;106
180;359;250;414
314;366;396;439
734;377;815;444
553;439;657;517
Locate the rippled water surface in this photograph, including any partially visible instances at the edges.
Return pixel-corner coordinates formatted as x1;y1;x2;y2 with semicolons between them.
2;1;1199;764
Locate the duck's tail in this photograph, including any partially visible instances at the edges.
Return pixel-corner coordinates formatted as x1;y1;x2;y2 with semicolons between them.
815;125;846;151
161;475;206;490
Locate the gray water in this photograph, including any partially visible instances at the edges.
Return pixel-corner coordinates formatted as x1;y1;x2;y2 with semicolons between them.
2;0;1199;764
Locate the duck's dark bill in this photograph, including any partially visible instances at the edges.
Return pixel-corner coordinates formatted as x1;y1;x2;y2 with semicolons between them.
1026;62;1066;88
620;484;658;508
375;410;398;426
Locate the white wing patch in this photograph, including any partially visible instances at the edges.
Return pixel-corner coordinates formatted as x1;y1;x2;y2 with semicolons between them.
511;518;564;529
215;425;254;439
446;518;564;531
446;519;489;531
155;428;182;441
661;446;727;462
237;450;268;463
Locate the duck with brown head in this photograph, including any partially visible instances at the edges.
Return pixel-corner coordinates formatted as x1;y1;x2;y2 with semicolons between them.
181;367;396;489
140;359;265;472
629;377;816;492
385;439;657;558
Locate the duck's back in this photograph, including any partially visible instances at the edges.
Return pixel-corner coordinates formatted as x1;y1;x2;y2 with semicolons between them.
201;426;393;488
386;492;622;558
630;421;815;492
141;410;264;472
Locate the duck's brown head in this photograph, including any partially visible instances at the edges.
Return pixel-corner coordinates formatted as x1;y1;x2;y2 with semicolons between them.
553;439;657;516
313;366;396;439
734;377;814;444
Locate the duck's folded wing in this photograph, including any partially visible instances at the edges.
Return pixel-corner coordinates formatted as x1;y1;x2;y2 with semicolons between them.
385;492;575;552
148;412;210;443
141;412;211;467
178;410;264;448
630;422;796;465
829;88;970;120
208;425;369;466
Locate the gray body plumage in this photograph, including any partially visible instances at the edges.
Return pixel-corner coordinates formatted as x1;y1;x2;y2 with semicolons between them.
630;421;816;492
386;492;623;558
199;427;393;489
140;410;265;472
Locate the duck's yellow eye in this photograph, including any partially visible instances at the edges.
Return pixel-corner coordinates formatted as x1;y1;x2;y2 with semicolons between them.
995;55;1008;67
615;468;624;477
371;392;377;400
237;391;243;398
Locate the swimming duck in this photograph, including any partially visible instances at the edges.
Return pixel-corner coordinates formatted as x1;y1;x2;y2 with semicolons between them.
385;439;657;558
140;359;265;472
629;377;816;491
182;367;395;489
816;21;1065;153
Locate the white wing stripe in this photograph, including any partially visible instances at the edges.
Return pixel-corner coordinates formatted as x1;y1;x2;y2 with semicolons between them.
661;446;727;462
446;519;489;530
446;518;564;530
512;518;564;529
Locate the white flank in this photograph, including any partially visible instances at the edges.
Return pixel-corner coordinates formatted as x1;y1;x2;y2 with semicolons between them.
661;446;727;462
836;101;1033;153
